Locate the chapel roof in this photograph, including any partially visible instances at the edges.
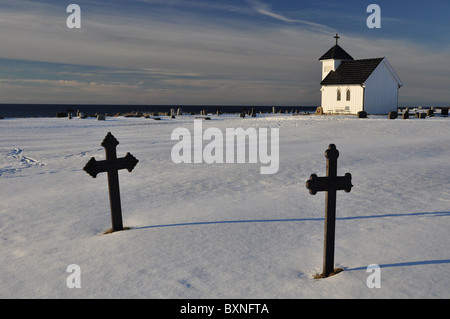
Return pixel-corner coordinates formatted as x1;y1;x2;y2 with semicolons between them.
320;58;384;85
319;44;354;61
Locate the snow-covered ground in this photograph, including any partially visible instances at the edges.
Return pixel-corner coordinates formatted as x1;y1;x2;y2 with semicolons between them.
0;113;449;299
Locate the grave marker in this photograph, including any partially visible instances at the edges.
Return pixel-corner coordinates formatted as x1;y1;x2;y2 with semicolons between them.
83;132;139;232
306;144;353;278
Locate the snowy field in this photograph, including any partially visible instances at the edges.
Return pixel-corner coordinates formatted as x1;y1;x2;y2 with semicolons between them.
0;113;449;299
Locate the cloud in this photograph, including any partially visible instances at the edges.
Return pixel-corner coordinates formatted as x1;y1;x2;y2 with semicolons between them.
246;0;330;32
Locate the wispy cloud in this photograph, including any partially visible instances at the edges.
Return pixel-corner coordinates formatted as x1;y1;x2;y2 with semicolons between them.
246;0;330;32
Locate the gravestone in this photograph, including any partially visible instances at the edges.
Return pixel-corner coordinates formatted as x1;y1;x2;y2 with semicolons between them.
357;111;367;118
402;109;409;119
306;144;353;278
83;132;139;232
441;108;449;116
415;112;426;119
97;114;105;121
315;107;324;115
388;111;398;119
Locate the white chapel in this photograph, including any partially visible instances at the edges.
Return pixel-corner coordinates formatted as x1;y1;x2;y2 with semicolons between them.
319;34;403;115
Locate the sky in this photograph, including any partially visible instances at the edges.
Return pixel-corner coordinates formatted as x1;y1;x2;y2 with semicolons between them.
0;0;449;106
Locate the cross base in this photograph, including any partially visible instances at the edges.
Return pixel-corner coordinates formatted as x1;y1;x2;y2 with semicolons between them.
313;268;344;279
103;227;131;235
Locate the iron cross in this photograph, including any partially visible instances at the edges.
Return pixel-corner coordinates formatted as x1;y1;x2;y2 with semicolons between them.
306;144;352;278
83;132;139;232
334;33;340;45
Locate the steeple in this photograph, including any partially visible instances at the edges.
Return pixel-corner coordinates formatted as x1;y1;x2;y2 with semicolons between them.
319;34;354;80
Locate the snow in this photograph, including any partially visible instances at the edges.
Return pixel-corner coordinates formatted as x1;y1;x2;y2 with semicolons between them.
0;113;449;299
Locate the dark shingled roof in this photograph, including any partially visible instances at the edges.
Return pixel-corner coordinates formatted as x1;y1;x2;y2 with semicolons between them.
319;45;354;61
321;58;384;85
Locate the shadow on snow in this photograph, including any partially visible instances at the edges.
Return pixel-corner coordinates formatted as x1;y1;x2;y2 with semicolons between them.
134;211;449;230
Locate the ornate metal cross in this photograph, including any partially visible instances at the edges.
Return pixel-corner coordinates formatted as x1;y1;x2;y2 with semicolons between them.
83;132;139;232
306;144;352;278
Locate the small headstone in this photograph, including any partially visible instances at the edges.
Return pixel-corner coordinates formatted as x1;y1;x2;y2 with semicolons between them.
415;112;426;119
441;108;449;116
427;109;434;117
402;110;409;119
240;111;245;118
272;107;276;114
357;111;367;118
97;114;105;121
315;107;324;115
388;111;398;119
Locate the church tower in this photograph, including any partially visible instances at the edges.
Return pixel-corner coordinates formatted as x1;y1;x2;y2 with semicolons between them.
319;34;354;80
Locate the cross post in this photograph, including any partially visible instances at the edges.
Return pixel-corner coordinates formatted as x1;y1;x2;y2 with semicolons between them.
334;33;340;45
306;144;352;278
83;132;139;232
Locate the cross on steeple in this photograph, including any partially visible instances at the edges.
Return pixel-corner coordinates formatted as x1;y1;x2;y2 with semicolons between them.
334;33;340;45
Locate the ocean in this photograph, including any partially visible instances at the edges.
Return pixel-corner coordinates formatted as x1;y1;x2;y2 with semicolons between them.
0;104;316;118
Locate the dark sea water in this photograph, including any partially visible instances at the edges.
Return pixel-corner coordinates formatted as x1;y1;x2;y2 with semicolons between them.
0;104;316;118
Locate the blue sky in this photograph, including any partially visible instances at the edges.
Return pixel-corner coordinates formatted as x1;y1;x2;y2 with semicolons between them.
0;0;449;106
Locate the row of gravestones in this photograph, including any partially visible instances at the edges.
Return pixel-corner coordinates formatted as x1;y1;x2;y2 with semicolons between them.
54;107;449;121
315;107;449;118
57;110;96;119
388;108;448;119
